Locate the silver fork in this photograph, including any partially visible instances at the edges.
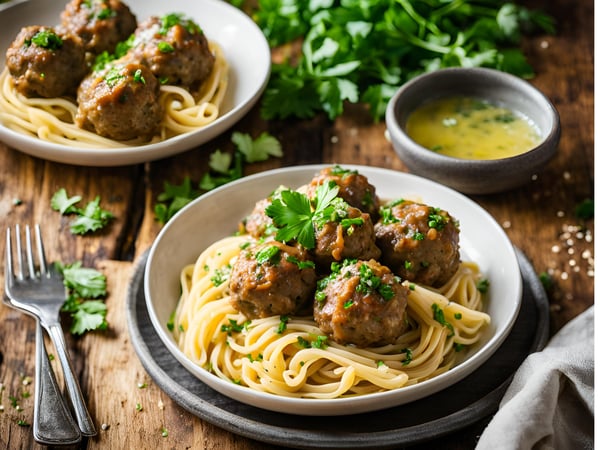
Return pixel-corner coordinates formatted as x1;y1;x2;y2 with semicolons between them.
4;224;97;438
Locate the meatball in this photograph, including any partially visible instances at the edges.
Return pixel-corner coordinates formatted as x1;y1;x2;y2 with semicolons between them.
59;0;137;55
229;241;317;319
5;26;87;98
314;259;409;347
306;165;380;220
313;199;381;267
75;62;163;140
126;13;214;89
243;188;286;239
374;200;460;287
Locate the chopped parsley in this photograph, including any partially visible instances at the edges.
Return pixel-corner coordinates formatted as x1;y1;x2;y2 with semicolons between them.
401;347;413;366
427;207;449;231
157;41;175;53
277;315;289;334
432;303;455;337
220;319;251;336
355;262;396;301
210;265;231;287
378;199;405;224
159;13;202;35
297;335;328;349
27;30;63;51
96;7;116;20
255;245;281;265
104;66;126;87
476;278;490;294
92;35;135;72
286;255;315;270
133;69;145;84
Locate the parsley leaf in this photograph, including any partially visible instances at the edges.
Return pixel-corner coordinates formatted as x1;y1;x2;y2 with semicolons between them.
265;182;340;249
231;131;283;163
154;132;283;224
57;262;108;335
51;189;114;234
50;188;81;214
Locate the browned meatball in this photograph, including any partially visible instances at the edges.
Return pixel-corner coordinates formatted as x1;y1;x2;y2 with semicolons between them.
313;203;381;267
5;26;87;98
314;259;409;347
126;13;214;90
243;188;286;239
59;0;137;55
375;200;460;287
229;241;317;319
306;165;380;220
75;62;163;140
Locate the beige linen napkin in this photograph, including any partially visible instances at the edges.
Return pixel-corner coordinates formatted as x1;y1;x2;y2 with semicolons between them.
476;305;594;450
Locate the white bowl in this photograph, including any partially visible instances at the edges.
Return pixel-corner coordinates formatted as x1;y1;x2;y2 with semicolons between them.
0;0;270;166
144;165;522;415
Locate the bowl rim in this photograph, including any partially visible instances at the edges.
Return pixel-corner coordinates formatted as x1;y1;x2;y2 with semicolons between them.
385;67;561;165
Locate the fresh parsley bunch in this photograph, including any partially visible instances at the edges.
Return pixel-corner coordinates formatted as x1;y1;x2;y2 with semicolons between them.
252;0;555;121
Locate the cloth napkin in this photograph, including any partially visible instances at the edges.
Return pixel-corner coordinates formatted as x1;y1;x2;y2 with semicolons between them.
476;305;594;450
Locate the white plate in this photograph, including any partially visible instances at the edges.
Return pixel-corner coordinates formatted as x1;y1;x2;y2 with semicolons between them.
0;0;270;166
144;165;522;415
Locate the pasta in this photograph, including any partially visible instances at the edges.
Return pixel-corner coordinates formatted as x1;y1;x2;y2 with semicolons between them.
172;234;491;399
0;41;228;148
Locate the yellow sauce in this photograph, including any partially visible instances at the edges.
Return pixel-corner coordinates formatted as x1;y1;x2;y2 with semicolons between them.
405;96;542;160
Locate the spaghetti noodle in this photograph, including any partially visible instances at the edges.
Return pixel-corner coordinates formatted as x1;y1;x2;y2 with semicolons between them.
0;41;228;148
172;233;491;399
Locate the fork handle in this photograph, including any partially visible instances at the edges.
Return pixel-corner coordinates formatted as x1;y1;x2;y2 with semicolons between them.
46;323;97;436
33;321;82;445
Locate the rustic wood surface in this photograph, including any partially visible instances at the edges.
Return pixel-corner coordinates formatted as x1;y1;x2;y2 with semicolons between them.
0;0;593;448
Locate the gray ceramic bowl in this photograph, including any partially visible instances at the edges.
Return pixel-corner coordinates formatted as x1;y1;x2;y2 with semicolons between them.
385;67;561;194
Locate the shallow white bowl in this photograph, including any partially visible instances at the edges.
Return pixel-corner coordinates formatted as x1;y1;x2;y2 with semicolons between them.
0;0;270;166
144;165;522;415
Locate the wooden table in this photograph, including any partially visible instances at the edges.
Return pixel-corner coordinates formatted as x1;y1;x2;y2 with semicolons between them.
0;0;593;448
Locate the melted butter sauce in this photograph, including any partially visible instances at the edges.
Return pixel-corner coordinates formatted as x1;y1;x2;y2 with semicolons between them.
406;96;542;160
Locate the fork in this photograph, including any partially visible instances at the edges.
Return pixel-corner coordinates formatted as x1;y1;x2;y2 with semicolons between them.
4;224;97;438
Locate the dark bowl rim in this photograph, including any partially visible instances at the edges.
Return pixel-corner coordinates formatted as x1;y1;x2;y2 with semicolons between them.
385;67;561;166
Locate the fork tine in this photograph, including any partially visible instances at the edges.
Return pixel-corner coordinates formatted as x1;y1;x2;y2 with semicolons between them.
25;225;37;279
34;224;49;276
15;224;24;281
5;228;14;287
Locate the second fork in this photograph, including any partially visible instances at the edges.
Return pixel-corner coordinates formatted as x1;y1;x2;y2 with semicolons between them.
4;225;96;437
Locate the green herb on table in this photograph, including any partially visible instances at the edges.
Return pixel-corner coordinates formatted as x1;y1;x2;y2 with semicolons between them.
51;188;114;235
56;261;108;335
250;0;555;122
154;131;282;224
